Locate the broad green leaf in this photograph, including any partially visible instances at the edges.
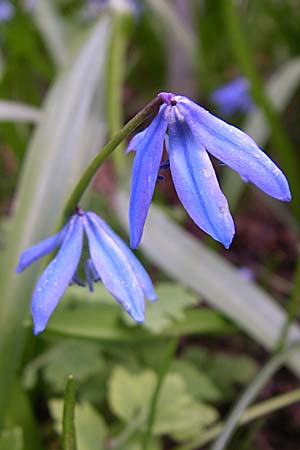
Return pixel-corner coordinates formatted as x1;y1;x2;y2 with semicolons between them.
170;360;221;402
115;192;300;376
50;400;108;450
108;366;156;422
0;15;111;421
0;428;23;450
45;285;232;341
122;282;199;332
182;347;257;396
208;354;257;394
122;435;161;450
43;341;105;392
142;283;198;333
108;367;218;441
154;373;218;439
0;101;41;123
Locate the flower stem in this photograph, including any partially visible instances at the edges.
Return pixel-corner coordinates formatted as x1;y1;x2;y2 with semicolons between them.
61;94;163;222
209;341;300;450
276;244;300;351
62;376;77;450
141;337;178;450
175;388;300;450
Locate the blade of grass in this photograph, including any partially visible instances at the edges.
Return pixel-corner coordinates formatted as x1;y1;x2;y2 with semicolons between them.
0;101;41;123
0;16;111;427
221;0;299;217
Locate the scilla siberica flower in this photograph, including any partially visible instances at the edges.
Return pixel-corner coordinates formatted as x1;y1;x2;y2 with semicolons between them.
127;92;291;249
16;210;156;334
211;77;254;116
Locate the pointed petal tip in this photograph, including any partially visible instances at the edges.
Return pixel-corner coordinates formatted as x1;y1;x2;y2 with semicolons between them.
33;320;45;335
131;311;145;323
129;236;140;249
15;263;23;273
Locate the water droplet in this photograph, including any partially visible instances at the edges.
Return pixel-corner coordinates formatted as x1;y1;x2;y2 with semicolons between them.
202;167;211;178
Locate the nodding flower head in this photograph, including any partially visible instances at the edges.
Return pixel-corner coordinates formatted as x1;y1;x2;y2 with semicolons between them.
126;92;291;249
0;0;14;21
16;210;156;335
211;77;254;116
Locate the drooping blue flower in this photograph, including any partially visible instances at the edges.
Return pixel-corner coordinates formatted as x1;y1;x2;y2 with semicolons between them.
127;92;291;249
16;210;156;335
0;0;14;21
210;77;254;116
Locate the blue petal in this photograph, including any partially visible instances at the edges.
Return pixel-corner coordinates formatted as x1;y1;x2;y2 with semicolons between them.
126;127;147;154
16;224;68;272
87;212;157;301
84;213;145;322
211;77;253;116
31;215;83;335
168;108;235;248
177;97;291;201
129;104;170;248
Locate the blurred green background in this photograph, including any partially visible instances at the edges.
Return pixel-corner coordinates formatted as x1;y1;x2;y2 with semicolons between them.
0;1;300;449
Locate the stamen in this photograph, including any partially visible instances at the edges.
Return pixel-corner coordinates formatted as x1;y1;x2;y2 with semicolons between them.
85;259;101;292
160;159;170;170
70;273;85;287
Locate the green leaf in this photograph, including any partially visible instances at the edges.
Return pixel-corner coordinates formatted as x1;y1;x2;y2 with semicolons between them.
114;192;300;377
154;373;218;440
108;367;218;442
122;435;162;450
0;101;41;123
50;400;108;450
31;0;69;67
170;360;221;402
182;348;257;398
45;285;232;341
108;366;156;422
208;354;257;393
129;283;198;333
43;340;105;392
0;15;111;421
0;428;23;450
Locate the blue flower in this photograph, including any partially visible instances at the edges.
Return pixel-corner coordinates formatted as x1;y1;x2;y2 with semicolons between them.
0;0;14;22
16;210;156;335
127;92;291;249
210;77;254;116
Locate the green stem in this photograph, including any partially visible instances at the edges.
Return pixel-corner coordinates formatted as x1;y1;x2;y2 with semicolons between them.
209;341;300;450
142;337;178;450
62;376;77;450
277;245;300;351
222;0;300;216
106;11;132;178
175;388;300;450
61;94;163;222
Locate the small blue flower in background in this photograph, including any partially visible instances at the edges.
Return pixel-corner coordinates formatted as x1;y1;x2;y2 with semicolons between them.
211;77;254;116
127;92;291;249
0;0;14;22
16;210;156;335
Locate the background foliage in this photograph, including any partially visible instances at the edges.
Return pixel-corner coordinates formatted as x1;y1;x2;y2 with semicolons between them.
0;1;300;449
